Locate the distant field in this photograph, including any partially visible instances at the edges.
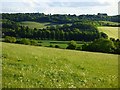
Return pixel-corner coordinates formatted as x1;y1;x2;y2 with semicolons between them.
20;21;50;29
98;27;119;39
20;21;64;29
39;40;87;49
2;42;118;88
99;21;119;26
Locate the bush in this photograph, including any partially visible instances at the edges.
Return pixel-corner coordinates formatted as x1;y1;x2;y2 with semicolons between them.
66;40;77;50
30;40;38;46
55;45;60;48
100;32;108;39
113;39;120;54
5;36;16;43
49;44;53;47
20;38;31;45
76;46;82;50
83;38;116;53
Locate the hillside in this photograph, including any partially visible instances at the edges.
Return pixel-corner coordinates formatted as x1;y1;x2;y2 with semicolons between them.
99;21;119;26
20;21;50;29
2;42;118;88
20;21;64;29
98;27;119;39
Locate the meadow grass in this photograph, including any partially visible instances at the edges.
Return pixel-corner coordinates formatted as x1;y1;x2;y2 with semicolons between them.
20;21;50;29
98;27;119;39
20;21;64;29
99;21;119;26
2;42;118;88
39;40;85;49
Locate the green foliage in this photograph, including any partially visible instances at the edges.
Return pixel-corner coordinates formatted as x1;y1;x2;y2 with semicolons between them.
112;39;120;54
2;13;119;23
5;36;16;43
49;44;54;47
100;32;108;39
3;17;104;41
83;38;116;53
55;45;60;48
20;38;31;45
30;40;38;46
76;46;82;50
66;40;77;50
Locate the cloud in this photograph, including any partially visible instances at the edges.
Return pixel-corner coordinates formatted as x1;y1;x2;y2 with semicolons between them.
0;0;119;15
47;2;110;7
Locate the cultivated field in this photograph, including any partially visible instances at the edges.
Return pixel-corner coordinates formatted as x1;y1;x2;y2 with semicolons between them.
98;27;119;39
2;42;118;88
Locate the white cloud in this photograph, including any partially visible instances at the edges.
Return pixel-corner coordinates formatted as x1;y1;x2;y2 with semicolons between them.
0;0;119;15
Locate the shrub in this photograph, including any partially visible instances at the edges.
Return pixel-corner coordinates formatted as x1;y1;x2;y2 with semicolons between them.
55;45;60;48
76;46;82;50
30;40;38;46
20;38;31;45
5;36;16;43
83;38;116;53
100;32;108;39
49;44;53;47
66;40;77;50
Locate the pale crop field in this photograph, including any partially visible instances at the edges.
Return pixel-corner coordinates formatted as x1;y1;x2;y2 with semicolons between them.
98;27;119;39
2;42;118;88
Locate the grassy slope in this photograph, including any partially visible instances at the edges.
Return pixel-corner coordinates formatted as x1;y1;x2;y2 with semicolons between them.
98;27;119;39
99;21;119;25
20;21;50;29
20;21;65;29
2;42;118;88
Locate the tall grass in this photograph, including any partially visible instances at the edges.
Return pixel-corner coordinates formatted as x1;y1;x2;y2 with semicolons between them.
2;42;118;88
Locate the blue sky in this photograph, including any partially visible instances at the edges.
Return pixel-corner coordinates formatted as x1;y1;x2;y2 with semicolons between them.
0;0;119;15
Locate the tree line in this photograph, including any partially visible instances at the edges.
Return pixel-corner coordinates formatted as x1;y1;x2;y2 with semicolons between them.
2;13;120;24
4;36;120;54
2;20;108;41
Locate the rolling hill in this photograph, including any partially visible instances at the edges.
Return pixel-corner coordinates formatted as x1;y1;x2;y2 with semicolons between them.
19;21;50;29
2;42;118;88
20;21;64;29
98;27;119;39
99;21;119;26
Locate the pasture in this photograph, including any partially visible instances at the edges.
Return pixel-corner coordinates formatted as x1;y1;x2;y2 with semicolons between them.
2;42;118;88
99;21;119;26
20;21;64;29
20;21;50;29
98;27;119;39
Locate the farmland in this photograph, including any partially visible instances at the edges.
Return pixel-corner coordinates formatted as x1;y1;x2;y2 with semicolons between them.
38;40;86;49
20;21;50;29
2;42;118;88
20;21;64;29
98;27;119;39
99;21;119;26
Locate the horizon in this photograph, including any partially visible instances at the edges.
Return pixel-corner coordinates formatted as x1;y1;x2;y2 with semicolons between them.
0;0;119;16
1;12;119;16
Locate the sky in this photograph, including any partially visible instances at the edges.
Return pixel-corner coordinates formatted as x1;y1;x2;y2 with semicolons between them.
0;0;120;16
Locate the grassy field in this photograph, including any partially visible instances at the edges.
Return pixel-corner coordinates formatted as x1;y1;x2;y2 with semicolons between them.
20;21;64;29
2;42;118;88
99;21;119;26
98;27;119;39
20;21;50;29
39;40;85;49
